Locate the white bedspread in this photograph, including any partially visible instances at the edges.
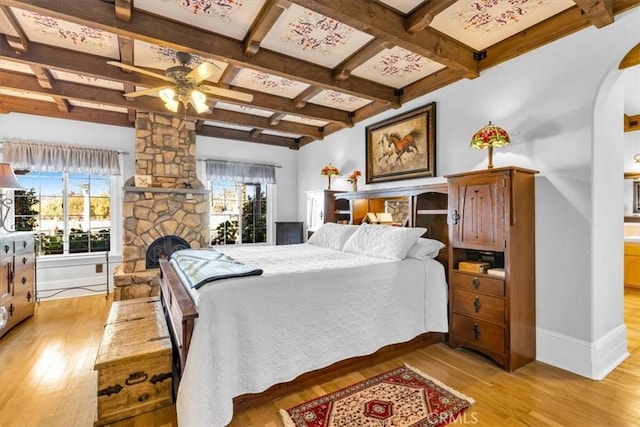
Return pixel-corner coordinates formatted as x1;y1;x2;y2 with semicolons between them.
176;243;448;427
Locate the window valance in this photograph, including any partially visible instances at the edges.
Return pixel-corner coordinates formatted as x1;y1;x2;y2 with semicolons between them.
205;159;276;184
2;141;121;175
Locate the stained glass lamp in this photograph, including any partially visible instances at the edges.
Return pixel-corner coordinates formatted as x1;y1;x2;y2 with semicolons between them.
470;121;511;170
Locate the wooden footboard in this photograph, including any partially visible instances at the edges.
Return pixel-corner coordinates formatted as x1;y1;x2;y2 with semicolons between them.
158;257;198;392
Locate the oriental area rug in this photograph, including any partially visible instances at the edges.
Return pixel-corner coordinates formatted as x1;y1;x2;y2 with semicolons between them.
280;364;475;427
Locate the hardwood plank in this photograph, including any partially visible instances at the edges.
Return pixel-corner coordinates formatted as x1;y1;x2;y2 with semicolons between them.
1;291;639;426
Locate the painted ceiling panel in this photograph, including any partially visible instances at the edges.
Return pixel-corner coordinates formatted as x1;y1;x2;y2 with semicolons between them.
430;0;575;51
134;0;265;41
260;3;374;69
10;7;120;59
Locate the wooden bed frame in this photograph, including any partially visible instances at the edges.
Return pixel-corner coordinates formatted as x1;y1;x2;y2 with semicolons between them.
159;257;444;409
158;183;449;410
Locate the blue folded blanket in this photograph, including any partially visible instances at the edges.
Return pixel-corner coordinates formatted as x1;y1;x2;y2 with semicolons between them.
170;248;263;289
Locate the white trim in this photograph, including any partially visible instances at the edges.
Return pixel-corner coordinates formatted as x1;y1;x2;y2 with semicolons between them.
536;324;629;379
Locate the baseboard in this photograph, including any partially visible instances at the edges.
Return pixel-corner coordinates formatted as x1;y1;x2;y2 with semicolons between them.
536;325;629;379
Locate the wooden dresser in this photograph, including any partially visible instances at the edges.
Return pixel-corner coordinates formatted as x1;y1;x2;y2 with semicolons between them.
446;167;537;371
0;232;35;339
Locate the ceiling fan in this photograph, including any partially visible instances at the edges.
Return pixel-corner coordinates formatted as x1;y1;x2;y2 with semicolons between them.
107;51;253;114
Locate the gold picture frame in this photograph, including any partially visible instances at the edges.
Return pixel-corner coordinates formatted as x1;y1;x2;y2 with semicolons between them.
365;103;436;184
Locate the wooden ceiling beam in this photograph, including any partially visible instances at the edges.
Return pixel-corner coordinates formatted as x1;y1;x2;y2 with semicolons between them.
0;70;324;138
198;125;300;150
0;0;397;107
573;0;614;28
0;39;353;125
288;0;478;79
117;35;137;118
620;42;640;69
114;0;132;23
480;0;640;70
29;64;52;89
405;0;457;34
0;94;133;127
269;112;285;126
243;0;289;57
400;67;467;104
53;96;71;113
293;87;323;110
333;39;392;81
218;65;242;88
0;5;27;52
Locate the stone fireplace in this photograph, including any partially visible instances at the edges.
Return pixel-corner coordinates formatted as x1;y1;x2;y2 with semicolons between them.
113;112;210;300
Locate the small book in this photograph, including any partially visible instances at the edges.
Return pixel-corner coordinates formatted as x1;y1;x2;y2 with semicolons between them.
458;261;490;273
487;268;505;278
377;212;393;224
363;212;379;224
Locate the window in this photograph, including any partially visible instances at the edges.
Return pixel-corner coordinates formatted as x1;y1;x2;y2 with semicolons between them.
14;171;111;255
210;181;267;245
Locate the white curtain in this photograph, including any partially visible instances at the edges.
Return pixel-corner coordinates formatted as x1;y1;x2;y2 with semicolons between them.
2;141;121;175
205;159;276;184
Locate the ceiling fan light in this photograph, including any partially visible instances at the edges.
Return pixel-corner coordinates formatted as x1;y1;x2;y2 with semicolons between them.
191;90;209;113
159;87;176;103
164;99;180;113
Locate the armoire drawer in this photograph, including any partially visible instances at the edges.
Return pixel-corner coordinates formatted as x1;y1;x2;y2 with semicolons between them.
450;271;505;296
450;314;506;361
451;288;505;324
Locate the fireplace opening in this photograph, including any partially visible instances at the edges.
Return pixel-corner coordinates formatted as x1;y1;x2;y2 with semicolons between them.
146;236;190;269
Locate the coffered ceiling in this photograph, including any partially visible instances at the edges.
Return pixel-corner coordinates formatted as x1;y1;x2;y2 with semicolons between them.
1;0;638;149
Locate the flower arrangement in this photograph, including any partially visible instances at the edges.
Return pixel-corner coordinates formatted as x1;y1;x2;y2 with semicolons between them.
321;163;339;189
346;170;361;184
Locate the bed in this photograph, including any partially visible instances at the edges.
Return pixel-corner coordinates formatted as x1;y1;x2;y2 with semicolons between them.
159;222;449;427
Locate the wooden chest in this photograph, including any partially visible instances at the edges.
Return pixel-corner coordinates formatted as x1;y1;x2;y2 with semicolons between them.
94;297;173;426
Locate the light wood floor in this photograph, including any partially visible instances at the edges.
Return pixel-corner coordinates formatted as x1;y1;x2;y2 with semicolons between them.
1;290;640;427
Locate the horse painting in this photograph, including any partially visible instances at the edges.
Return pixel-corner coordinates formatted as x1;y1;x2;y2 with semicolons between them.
376;133;396;165
387;129;422;166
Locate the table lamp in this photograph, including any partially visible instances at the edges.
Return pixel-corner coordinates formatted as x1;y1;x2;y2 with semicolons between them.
470;121;511;170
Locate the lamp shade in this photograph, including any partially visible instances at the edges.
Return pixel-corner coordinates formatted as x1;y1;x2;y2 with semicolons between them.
0;163;23;189
470;121;510;149
470;121;510;170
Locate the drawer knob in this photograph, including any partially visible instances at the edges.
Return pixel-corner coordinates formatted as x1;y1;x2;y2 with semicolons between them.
472;277;480;289
474;296;481;313
473;323;480;340
21;277;26;285
452;210;460;225
3;245;9;254
137;393;150;402
22;257;27;265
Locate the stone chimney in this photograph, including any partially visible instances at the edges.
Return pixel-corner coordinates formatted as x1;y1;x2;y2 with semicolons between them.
114;112;210;300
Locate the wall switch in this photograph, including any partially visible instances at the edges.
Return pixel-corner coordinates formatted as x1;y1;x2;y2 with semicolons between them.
96;264;103;273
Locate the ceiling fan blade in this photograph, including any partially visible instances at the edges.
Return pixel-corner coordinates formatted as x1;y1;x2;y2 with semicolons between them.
107;61;173;82
200;85;254;103
187;61;220;84
123;86;170;98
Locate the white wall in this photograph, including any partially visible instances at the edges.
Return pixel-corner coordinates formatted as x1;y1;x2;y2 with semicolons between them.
297;8;640;378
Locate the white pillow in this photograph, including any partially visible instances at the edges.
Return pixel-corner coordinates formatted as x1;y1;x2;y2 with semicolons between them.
405;238;446;259
307;222;359;251
342;223;426;260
